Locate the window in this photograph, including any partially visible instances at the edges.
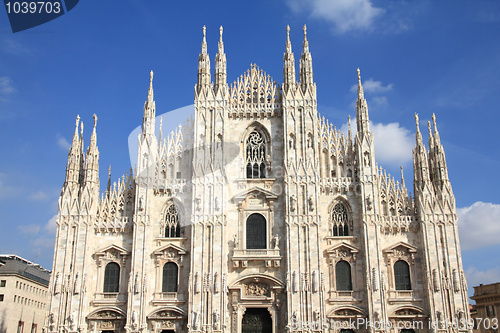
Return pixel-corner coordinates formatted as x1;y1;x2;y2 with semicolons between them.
0;280;5;287
335;260;352;291
103;262;120;293
394;260;411;290
245;131;266;178
162;262;178;293
487;305;495;317
31;324;37;333
164;204;180;237
331;202;349;236
246;213;266;249
17;321;24;333
0;294;4;302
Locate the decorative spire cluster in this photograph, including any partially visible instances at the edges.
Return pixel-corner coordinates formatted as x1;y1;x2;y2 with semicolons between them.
283;25;296;92
214;25;227;94
356;68;370;133
299;24;313;91
142;71;156;138
196;25;212;93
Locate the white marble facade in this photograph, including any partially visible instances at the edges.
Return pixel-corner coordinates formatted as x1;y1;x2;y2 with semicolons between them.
45;26;471;333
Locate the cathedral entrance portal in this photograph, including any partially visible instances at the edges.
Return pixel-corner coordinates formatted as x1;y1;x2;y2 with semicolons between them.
241;308;272;333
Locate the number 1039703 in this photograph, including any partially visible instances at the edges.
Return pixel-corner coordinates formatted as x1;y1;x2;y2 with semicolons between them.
5;2;62;14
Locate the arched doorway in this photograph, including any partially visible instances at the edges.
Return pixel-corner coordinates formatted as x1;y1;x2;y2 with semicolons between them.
242;308;272;333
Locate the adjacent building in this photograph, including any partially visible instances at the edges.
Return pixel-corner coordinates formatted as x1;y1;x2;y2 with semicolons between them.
0;255;51;333
470;283;500;333
45;26;471;333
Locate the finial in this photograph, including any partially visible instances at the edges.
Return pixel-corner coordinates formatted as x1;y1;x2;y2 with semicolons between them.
303;24;307;37
219;25;223;39
80;121;84;136
432;113;438;130
357;68;361;82
427;121;432;136
75;115;80;126
150;70;154;84
203;25;206;39
93;114;97;129
108;165;111;175
414;113;419;127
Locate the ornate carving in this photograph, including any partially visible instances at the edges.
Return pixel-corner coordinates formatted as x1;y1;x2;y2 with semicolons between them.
245;282;270;296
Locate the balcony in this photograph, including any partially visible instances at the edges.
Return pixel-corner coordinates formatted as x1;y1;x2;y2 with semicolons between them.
151;292;185;305
328;290;363;303
388;290;421;303
92;292;127;305
232;249;281;268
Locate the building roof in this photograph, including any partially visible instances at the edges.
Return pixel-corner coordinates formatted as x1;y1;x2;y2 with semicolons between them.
0;254;51;286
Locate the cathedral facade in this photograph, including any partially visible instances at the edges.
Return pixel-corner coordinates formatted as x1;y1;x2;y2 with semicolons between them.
45;26;471;333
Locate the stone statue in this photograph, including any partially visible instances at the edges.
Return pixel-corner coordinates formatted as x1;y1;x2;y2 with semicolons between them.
73;272;80;294
213;309;220;330
233;234;239;249
290;195;297;212
273;234;280;249
308;196;315;211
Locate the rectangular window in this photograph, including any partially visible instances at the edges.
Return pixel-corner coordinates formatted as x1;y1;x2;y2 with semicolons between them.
17;321;24;333
31;324;37;333
487;305;496;317
0;280;5;287
0;294;4;301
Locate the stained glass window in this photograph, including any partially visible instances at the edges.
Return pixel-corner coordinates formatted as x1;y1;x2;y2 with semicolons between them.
394;260;411;290
246;213;266;249
246;131;266;178
103;262;120;293
162;262;178;293
336;260;352;291
332;203;349;236
165;204;180;237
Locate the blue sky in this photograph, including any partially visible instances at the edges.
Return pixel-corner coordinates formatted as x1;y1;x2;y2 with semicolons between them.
0;0;499;298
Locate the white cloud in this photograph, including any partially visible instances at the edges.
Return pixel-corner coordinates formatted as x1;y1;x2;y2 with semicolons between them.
45;215;57;234
286;0;384;33
458;202;500;250
0;76;15;96
350;78;394;94
372;96;388;106
29;191;47;201
0;173;21;199
372;122;414;166
56;134;71;150
18;224;40;236
340;120;413;168
465;266;500;291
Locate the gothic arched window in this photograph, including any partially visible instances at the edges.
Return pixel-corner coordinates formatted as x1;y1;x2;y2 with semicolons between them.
332;202;349;236
165;204;180;238
162;262;178;293
394;260;411;290
245;131;266;178
103;262;120;293
335;260;352;291
246;213;266;249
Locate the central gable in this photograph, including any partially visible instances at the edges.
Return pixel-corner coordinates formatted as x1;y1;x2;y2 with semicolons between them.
229;64;281;110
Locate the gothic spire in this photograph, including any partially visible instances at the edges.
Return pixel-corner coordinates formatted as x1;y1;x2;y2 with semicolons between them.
214;25;227;93
196;25;211;94
84;114;99;183
106;165;111;195
356;68;370;133
64;115;82;185
283;25;296;92
142;70;156;138
413;113;430;188
430;113;450;186
299;24;314;91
